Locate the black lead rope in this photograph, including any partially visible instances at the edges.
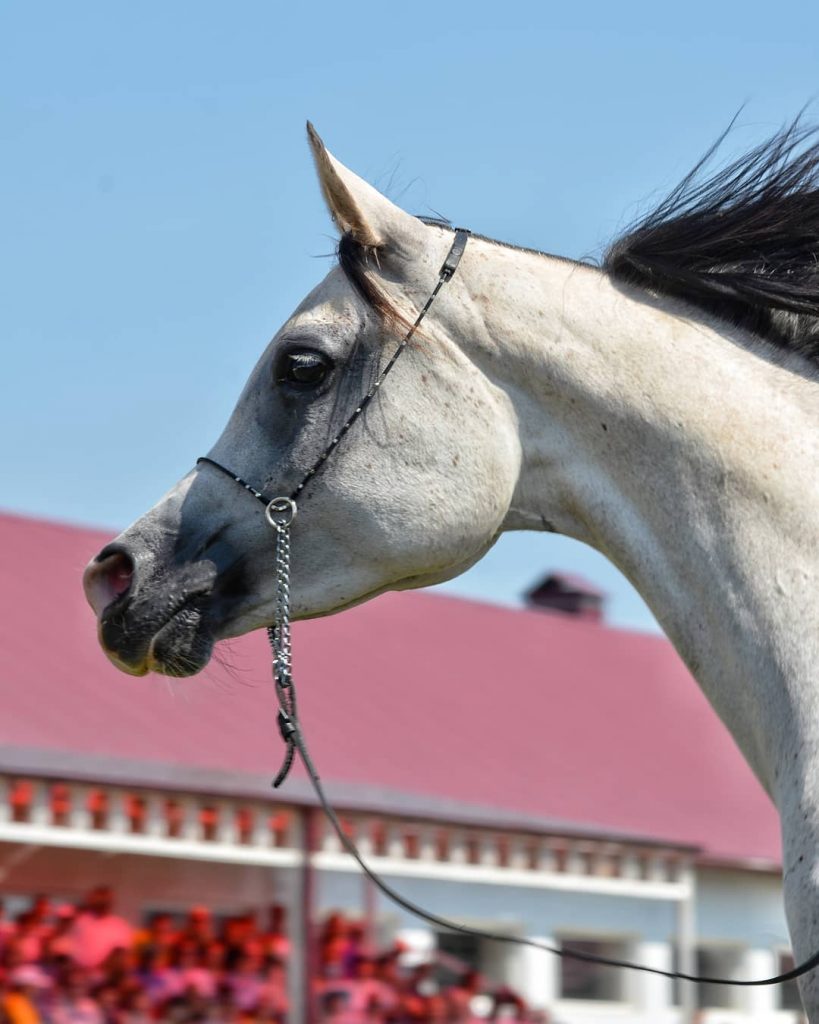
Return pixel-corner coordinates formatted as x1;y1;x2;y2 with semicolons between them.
276;682;819;988
196;229;819;989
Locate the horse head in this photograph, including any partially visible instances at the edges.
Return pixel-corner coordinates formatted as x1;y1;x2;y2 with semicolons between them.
83;126;522;676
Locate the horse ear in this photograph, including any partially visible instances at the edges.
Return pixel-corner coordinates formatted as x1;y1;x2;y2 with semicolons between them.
306;122;420;249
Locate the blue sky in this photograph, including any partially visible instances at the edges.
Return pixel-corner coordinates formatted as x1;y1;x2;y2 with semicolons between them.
3;1;818;632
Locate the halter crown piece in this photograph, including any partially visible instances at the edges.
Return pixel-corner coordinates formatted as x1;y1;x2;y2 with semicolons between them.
196;228;819;990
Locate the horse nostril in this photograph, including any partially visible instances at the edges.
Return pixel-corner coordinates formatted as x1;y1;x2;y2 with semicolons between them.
107;553;134;597
83;547;135;619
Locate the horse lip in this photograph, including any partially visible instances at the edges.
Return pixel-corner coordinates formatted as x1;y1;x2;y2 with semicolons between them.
99;587;213;676
145;605;212;677
97;622;151;677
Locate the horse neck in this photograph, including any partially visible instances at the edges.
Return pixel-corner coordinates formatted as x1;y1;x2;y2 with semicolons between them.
463;240;819;796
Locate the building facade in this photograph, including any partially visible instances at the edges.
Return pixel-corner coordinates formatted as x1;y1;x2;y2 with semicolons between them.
0;513;803;1022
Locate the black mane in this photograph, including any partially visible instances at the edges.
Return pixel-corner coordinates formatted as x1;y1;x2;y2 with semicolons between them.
605;119;819;367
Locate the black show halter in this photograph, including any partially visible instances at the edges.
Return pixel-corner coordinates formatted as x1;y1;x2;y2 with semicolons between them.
197;229;819;991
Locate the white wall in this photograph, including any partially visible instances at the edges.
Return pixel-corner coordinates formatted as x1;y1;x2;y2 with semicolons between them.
695;867;789;945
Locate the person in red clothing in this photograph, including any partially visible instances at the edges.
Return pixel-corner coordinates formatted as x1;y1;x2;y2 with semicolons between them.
65;889;132;971
45;968;104;1024
260;907;289;964
177;908;213;951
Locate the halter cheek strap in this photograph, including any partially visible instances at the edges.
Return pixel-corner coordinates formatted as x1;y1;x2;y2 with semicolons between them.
197;227;470;512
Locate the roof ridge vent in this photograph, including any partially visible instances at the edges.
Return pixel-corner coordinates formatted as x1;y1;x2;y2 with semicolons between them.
524;572;606;622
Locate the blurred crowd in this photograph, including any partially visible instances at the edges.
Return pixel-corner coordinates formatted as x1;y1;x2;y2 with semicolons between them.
0;890;544;1024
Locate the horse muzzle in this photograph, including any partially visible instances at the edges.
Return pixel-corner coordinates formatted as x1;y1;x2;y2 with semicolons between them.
83;541;219;676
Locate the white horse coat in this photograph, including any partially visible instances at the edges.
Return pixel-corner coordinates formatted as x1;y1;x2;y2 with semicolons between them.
84;124;819;1015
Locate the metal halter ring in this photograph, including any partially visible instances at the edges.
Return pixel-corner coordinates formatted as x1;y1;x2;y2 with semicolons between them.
265;497;297;529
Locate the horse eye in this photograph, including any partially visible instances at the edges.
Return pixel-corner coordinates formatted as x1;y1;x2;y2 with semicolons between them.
275;350;332;389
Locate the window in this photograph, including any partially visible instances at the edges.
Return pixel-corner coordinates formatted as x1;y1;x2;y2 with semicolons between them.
695;946;744;1009
777;953;804;1012
559;937;629;1002
435;932;481;988
436;932;481;971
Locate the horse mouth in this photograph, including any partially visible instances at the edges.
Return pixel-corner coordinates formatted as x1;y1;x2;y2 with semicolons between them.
98;595;215;678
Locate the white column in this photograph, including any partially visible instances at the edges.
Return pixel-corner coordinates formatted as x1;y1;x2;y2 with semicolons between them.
418;827;437;862
179;797;201;841
215;801;236;844
739;948;777;1017
632;939;673;1016
250;804;270;848
478;834;499;867
107;790;130;835
286;813;308;1024
385;824;405;860
0;777;10;823
143;792;166;838
507;837;530;871
676;863;697;1024
621;850;643;879
448;831;468;864
535;841;558;873
354;819;375;858
516;936;559;1010
29;780;51;827
69;784;91;830
564;842;586;875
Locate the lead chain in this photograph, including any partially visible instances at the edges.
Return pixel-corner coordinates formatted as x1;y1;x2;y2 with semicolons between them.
271;521;292;684
264;498;298;787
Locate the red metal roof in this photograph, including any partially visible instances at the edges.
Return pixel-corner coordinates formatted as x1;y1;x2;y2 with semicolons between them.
0;511;780;866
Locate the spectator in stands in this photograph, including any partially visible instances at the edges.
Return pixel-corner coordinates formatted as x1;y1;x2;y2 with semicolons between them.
256;959;287;1023
14;916;43;966
318;916;347;980
226;952;263;1013
98;947;134;990
201;942;226;987
490;986;529;1021
330;954;392;1021
28;900;51;939
338;925;366;980
171;943;215;1000
0;894;546;1024
44;967;103;1024
134;949;179;1007
41;908;75;965
318;991;358;1024
2;966;48;1024
177;910;212;954
92;985;120;1024
66;889;132;971
134;915;176;960
447;970;483;1022
260;909;288;965
0;901;15;948
210;982;239;1024
118;989;150;1024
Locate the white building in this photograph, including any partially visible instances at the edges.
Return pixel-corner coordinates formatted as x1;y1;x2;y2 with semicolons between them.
0;513;804;1022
